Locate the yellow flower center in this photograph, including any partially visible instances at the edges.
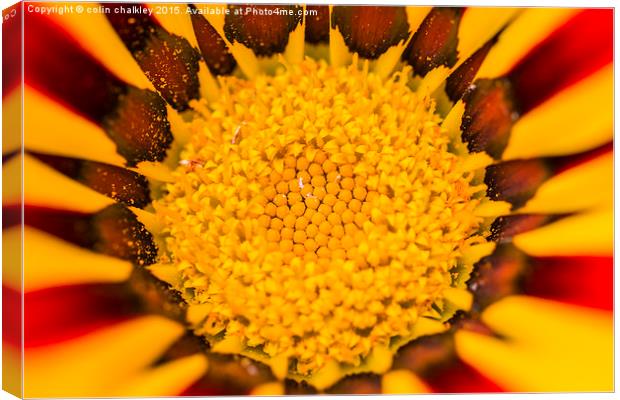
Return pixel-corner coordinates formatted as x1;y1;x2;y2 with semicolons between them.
153;58;486;384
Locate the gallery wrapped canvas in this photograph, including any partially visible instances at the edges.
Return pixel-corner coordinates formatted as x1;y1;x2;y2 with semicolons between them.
2;1;614;397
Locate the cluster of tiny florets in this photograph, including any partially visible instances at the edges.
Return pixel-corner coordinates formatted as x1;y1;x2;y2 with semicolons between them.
154;58;484;375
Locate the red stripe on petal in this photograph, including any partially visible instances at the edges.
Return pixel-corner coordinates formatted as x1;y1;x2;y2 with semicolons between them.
24;283;140;347
3;286;22;348
24;13;125;121
3;203;22;230
425;359;503;393
509;9;613;113
524;256;613;310
3;4;22;98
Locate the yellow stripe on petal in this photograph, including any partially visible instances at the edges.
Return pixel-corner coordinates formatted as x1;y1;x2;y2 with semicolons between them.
455;296;612;392
147;4;199;48
250;382;285;396
521;153;612;214
3;154;22;206
503;65;613;160
18;226;132;292
457;8;520;63
382;369;431;394
3;89;21;155
24;87;126;167
114;354;208;397
24;154;113;212
24;316;185;398
45;3;154;90
477;8;578;79
513;209;612;257
2;344;22;398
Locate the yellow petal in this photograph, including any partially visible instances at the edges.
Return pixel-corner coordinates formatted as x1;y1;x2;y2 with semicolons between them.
114;354;208;396
45;2;154;90
513;209;612;257
455;296;612;392
3;88;21;155
328;5;351;68
503;65;613;160
382;369;430;394
3;154;21;206
477;8;578;78
147;4;199;47
2;344;22;398
24;153;113;212
17;226;132;292
250;382;285;396
457;8;521;62
521;152;612;213
25;316;185;398
24;87;126;167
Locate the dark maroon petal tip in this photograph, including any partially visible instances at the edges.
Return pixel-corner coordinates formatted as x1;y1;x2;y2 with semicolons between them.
445;31;501;103
285;380;319;395
305;5;329;44
484;159;551;209
224;4;302;57
489;213;567;243
190;10;237;76
327;374;381;394
92;204;158;266
332;6;410;59
402;7;464;77
468;244;529;311
182;353;275;396
127;266;186;322
106;6;201;111
461;78;518;159
29;152;152;208
102;87;173;167
24;205;158;266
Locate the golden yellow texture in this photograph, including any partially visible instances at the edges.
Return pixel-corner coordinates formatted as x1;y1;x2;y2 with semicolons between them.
153;58;486;377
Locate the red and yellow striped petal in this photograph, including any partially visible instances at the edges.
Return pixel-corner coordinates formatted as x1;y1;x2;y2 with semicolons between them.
455;296;612;392
513;209;612;257
24;316;185;397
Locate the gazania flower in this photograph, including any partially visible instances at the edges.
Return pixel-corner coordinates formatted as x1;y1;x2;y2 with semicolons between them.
3;2;613;396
